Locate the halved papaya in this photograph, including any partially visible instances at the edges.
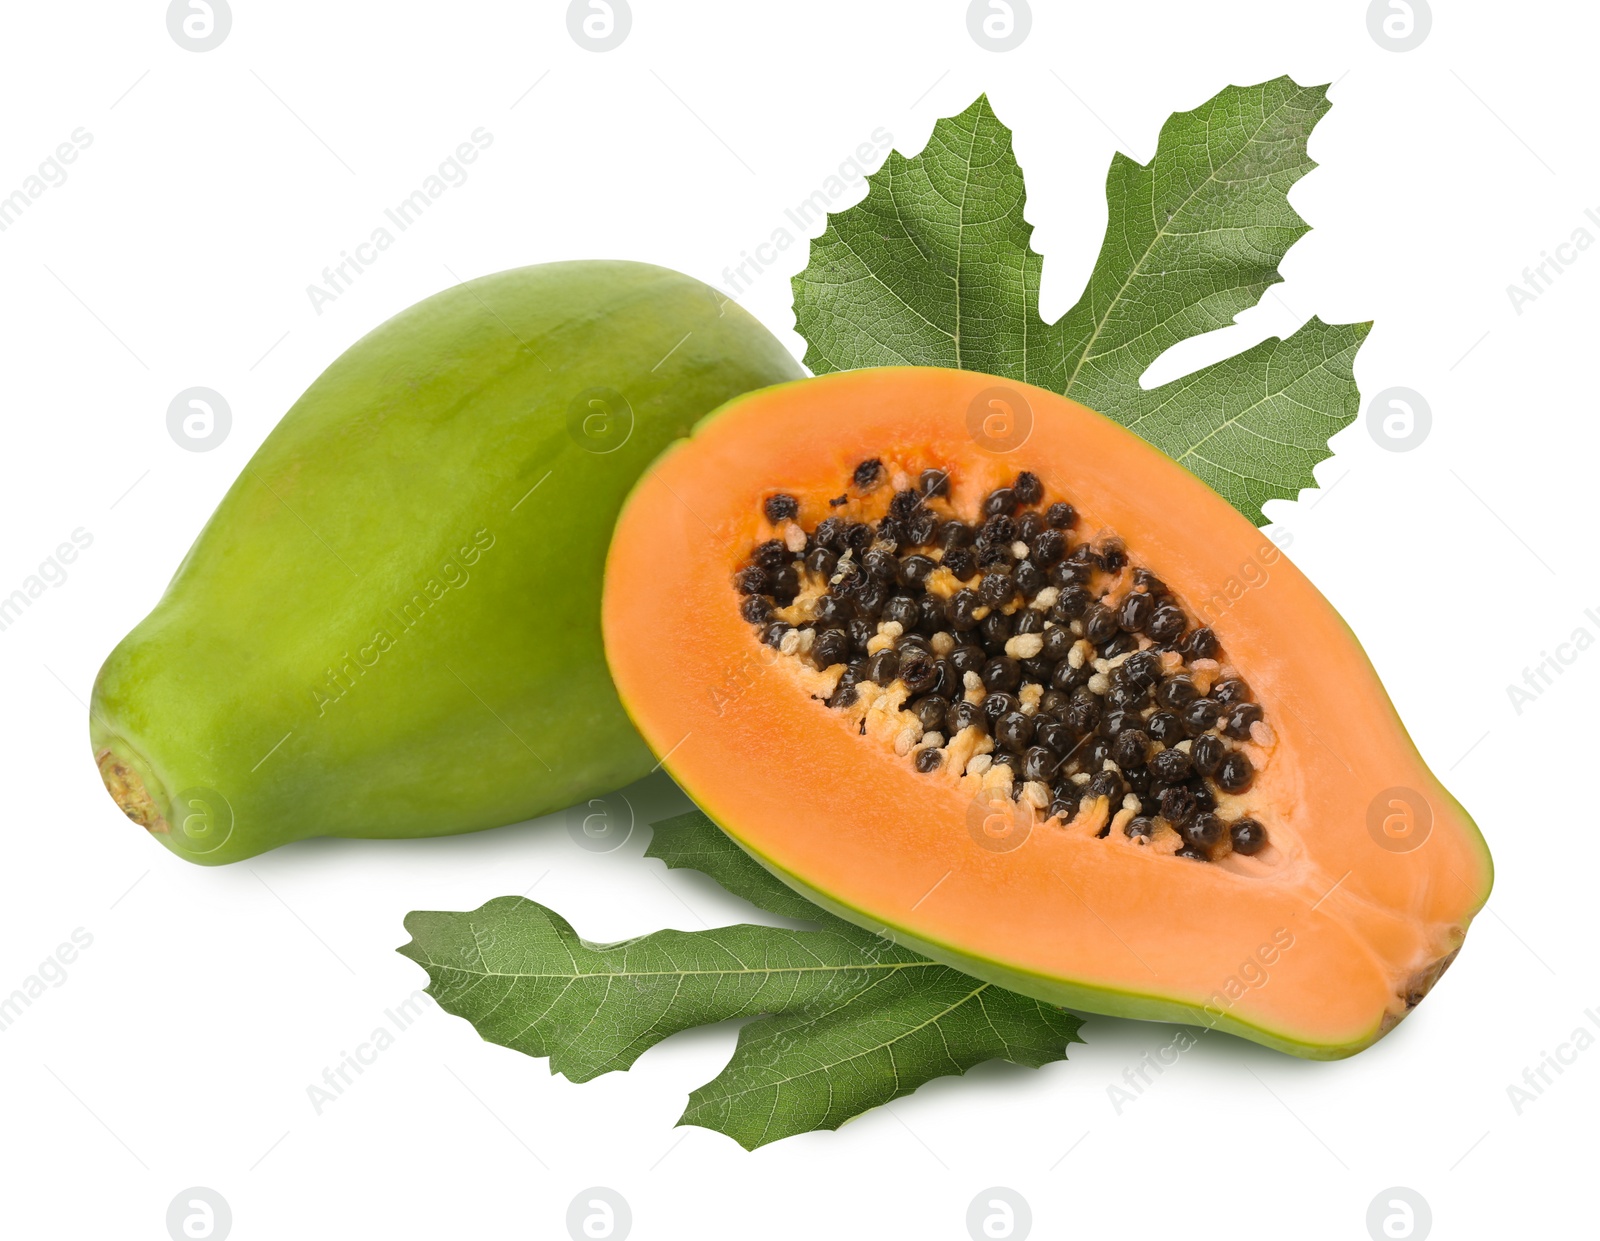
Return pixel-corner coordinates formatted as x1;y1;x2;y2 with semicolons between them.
602;366;1493;1059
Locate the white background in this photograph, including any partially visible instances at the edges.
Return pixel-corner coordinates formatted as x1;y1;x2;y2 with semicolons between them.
0;1;1590;1237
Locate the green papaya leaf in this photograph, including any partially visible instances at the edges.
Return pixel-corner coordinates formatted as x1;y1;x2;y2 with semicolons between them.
680;957;1077;1149
791;77;1368;523
644;808;826;923
649;811;1083;1147
398;812;1082;1148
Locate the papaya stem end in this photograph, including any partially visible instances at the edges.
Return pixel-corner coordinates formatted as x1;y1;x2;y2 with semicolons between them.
96;747;170;835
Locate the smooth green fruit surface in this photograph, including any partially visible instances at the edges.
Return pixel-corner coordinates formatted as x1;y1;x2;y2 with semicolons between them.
92;261;802;864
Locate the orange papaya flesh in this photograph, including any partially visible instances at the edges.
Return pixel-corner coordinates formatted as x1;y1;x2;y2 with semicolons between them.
602;367;1493;1058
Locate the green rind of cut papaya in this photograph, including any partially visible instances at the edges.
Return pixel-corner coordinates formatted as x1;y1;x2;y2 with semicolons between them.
91;261;803;865
692;803;1378;1060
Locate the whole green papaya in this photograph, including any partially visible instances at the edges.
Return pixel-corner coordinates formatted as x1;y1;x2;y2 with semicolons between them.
92;261;802;864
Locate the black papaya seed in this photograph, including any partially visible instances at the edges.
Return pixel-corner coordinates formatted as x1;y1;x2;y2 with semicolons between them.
853;458;884;490
1230;817;1268;855
1215;749;1255;794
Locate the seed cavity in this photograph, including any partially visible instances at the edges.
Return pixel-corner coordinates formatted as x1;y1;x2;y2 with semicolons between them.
733;466;1276;864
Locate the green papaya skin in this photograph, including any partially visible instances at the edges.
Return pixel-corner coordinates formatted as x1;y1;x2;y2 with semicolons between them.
91;261;803;864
